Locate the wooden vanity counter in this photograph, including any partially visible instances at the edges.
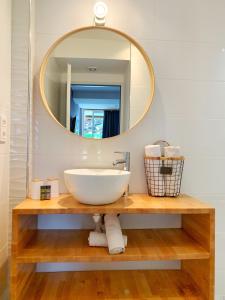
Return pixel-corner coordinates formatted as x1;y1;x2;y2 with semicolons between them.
13;193;213;215
11;193;215;300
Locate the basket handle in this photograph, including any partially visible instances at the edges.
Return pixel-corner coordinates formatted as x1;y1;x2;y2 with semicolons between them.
153;140;170;156
153;140;170;147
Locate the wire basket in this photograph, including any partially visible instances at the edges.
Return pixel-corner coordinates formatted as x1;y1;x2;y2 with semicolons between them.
144;156;184;197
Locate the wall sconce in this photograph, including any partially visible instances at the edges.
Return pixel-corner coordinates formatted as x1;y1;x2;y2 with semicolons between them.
94;2;108;26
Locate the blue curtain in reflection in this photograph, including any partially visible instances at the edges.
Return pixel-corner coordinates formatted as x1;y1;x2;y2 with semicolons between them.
70;88;76;133
102;110;120;138
70;116;76;133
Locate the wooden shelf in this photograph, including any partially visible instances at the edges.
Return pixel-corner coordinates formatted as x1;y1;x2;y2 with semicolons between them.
13;193;213;215
20;270;202;300
11;194;215;300
16;229;209;263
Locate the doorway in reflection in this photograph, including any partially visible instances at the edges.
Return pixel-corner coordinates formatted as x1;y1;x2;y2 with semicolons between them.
70;84;121;138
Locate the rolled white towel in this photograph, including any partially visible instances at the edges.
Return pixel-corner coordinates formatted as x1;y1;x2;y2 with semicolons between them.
164;146;181;158
145;145;165;196
104;214;125;254
145;145;161;157
164;146;182;196
88;231;127;247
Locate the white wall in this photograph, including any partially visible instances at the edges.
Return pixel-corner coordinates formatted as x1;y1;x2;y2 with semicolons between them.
34;1;225;298
0;0;11;297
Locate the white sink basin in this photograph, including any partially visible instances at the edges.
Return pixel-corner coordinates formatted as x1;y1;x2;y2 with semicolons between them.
64;169;131;205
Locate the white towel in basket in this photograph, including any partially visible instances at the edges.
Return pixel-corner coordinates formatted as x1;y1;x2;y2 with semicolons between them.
164;146;181;196
164;146;181;158
145;145;165;196
145;145;161;157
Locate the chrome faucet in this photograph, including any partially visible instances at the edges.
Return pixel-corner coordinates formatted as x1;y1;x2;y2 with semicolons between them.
113;151;130;171
113;151;130;197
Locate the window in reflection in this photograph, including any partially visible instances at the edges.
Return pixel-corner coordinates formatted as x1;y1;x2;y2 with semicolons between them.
70;84;121;138
82;109;104;139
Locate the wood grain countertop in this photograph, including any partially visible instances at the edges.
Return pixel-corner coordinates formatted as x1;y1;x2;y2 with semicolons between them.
13;193;214;215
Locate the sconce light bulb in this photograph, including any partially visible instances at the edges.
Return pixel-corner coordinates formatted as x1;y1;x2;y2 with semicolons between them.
94;2;108;19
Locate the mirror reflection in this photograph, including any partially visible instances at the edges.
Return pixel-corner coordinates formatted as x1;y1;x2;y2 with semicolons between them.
42;27;154;139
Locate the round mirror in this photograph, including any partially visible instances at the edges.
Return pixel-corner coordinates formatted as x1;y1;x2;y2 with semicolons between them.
40;26;155;139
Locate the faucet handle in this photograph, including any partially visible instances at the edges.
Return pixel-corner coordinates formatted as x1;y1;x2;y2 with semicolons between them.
114;151;130;155
114;152;130;170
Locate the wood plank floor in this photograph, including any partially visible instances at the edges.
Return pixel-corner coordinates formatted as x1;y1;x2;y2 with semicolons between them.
21;270;203;300
16;229;209;263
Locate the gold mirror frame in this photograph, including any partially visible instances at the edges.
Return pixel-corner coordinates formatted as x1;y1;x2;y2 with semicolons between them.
39;26;155;140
